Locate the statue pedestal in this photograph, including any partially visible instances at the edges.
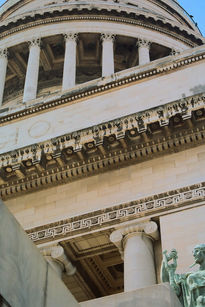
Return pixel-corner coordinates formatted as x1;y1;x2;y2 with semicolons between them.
81;283;182;307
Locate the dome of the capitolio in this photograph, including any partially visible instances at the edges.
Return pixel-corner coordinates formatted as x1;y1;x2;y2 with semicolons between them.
0;0;203;109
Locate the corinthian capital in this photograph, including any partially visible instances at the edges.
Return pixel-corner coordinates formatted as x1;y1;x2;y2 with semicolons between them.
29;37;41;48
101;33;115;42
137;39;151;48
64;32;78;42
0;48;8;58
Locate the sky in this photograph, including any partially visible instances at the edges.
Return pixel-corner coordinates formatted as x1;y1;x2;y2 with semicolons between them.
178;0;205;36
0;0;204;36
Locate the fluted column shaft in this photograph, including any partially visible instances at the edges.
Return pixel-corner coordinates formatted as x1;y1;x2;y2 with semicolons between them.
62;33;78;91
101;33;115;77
137;39;151;66
110;221;158;292
23;38;41;103
0;49;8;106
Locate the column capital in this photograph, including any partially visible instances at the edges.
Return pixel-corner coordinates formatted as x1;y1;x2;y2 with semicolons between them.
0;48;8;59
29;37;41;48
110;221;159;255
64;32;78;42
137;39;151;48
41;245;76;276
170;49;180;56
101;33;115;42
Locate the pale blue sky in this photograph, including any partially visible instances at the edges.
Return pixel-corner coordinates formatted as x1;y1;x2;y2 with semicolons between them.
0;0;204;36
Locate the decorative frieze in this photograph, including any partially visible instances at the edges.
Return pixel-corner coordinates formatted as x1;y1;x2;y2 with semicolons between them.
0;92;204;168
27;183;205;244
0;91;205;197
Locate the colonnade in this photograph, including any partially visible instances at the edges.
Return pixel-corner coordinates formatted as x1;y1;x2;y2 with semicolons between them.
0;33;152;106
42;221;159;293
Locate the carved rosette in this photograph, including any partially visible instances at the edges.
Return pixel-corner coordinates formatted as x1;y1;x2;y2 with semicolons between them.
101;33;115;42
29;37;41;49
137;39;151;49
64;32;78;42
0;48;8;59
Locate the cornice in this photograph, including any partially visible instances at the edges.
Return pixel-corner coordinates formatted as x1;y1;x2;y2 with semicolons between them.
0;91;205;198
0;5;202;46
27;182;205;244
1;49;205;124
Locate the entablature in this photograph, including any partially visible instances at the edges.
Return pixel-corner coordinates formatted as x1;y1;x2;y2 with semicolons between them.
0;90;205;198
27;181;205;245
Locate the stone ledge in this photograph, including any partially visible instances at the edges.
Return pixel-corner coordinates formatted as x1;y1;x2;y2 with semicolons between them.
80;283;182;307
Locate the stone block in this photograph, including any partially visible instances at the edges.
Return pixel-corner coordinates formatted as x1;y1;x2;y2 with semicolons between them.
0;200;79;307
80;283;182;307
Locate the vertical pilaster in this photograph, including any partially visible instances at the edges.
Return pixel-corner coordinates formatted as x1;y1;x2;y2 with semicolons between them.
23;38;41;103
0;48;8;106
110;221;158;292
101;33;115;77
137;39;151;66
62;33;78;91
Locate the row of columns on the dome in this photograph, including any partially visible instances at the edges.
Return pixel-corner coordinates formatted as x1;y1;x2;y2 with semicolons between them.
0;33;154;106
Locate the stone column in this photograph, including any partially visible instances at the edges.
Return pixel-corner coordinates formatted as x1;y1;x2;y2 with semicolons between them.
23;38;41;103
41;245;76;278
101;33;115;77
137;39;151;66
0;48;8;106
62;33;78;91
110;221;158;292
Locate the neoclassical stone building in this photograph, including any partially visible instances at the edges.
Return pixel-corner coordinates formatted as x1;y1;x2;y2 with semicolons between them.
0;0;205;304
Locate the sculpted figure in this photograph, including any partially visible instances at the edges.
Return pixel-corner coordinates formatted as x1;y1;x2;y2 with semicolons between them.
161;244;205;307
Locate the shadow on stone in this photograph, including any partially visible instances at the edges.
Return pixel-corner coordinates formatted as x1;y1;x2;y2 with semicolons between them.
0;200;79;307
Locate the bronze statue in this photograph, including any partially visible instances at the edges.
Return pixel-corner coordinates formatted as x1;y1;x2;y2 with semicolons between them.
161;244;205;307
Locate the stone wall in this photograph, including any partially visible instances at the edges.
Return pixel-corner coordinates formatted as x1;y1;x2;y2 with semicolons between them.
160;205;205;274
80;283;182;307
6;144;205;229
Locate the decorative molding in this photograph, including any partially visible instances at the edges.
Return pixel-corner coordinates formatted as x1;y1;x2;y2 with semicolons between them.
0;51;205;124
0;91;205;197
0;91;204;167
27;183;205;244
0;11;201;48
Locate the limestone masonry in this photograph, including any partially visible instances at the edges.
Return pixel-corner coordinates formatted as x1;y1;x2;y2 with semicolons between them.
0;0;205;304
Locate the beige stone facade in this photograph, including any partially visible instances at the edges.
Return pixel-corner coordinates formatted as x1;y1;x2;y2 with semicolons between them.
0;0;205;303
